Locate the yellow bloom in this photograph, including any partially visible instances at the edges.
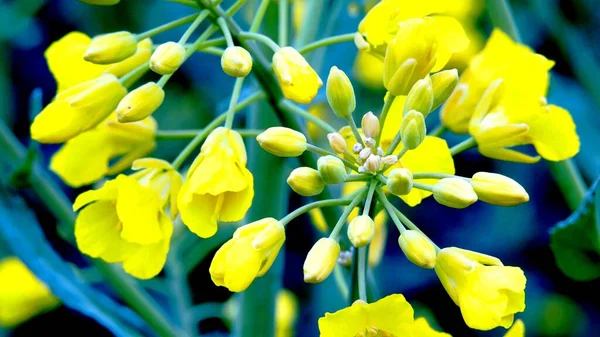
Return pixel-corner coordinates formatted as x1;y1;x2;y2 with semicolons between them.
178;127;254;238
31;74;127;143
0;257;59;327
45;32;151;92
50;115;156;187
209;218;285;292
276;290;299;337
73;158;181;279
434;247;526;330
318;294;450;337
273;47;323;104
504;320;525;337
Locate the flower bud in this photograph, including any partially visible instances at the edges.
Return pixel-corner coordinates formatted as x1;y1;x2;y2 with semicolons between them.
327;133;347;154
381;155;398;167
404;78;434;117
364;137;377;148
431;69;458;110
353;143;364;154
251;219;285;251
273;47;322;104
78;0;120;4
317;155;347;184
358;147;372;161
116;82;164;123
303;238;340;283
471;172;529;206
326;66;356;118
150;42;186;75
365;155;381;172
257;127;307;157
348;215;375;247
401;110;426;150
221;46;253;77
398;230;436;269
287;167;325;196
433;178;478;209
84;31;137;64
387;168;413;195
361;112;380;138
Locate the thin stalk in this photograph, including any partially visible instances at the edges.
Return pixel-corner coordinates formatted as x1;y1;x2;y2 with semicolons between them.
278;100;336;133
279;198;353;226
249;0;271;33
450;137;477;156
392;207;439;250
120;63;150;88
198;46;225;56
358;247;368;301
345;116;365;147
375;187;406;233
156;128;262;139
428;124;447;137
297;32;355;54
225;77;245;129
329;188;368;239
239;32;281;52
278;0;288;46
412;173;459;180
178;10;210;44
413;182;434;192
385;132;402;156
217;17;234;47
136;13;200;41
306;144;359;171
362;180;378;216
166;0;200;8
345;174;373;182
376;94;396;145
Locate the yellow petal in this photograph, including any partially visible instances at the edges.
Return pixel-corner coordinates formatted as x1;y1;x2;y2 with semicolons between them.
209;239;234;287
178;185;219;238
409;317;452;337
430;16;470;72
367;294;415;333
72;179;118;211
504;319;525;337
219;168;254;222
522;104;580;161
115;175;163;245
380;95;407;150
223;237;262;292
74;201;136;263
318;300;369;336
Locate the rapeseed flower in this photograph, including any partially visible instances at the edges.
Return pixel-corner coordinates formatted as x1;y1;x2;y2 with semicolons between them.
273;47;323;104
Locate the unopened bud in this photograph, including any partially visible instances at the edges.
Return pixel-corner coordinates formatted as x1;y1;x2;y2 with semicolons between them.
84;31;137;64
471;172;529;206
381;155;398;167
387;168;413;195
327;133;347;154
433;178;478;209
326;66;356;118
365;155;381;172
398;230;437;269
404;77;434;117
364;137;377;148
257;127;307;157
352;143;363;154
361;112;380;138
251;218;285;251
287;167;325;196
221;46;253;77
358;147;372;161
150;42;186;75
401;110;426;150
116;82;165;123
303;238;340;283
317;155;347;184
431;69;459;110
348;215;375;247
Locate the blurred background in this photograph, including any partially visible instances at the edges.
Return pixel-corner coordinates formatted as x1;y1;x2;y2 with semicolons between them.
1;0;600;336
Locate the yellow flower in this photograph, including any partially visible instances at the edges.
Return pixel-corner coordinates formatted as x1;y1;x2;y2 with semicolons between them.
358;0;469;72
276;290;298;337
45;32;151;92
273;47;323;104
434;247;526;330
0;257;59;327
504;320;525;337
73;158;181;279
178;127;254;238
31;74;127;143
50;115;156;187
318;294;450;337
209;218;285;292
353;51;385;91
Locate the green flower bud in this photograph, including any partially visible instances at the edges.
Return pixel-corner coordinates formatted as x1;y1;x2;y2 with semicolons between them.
326;66;356;118
404;77;434;117
433;178;478;209
431;69;459;110
287;167;325;196
387;168;413;196
401;110;426;150
317;155;347;184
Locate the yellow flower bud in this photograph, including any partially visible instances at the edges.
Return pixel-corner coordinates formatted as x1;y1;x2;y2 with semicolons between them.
317;155;347;184
433;178;478;209
250;218;285;251
327;132;347;154
348;215;375;248
365;155;381;172
404;78;434;117
471;172;529;206
303;238;340;283
387;168;413;196
221;46;253;77
431;69;459;111
287;167;325;196
326;66;356;118
257;127;307;157
150;42;186;75
84;31;137;64
273;47;322;104
383;18;437;96
116;82;165;123
400;110;426;150
398;230;437;269
361;112;380;138
78;0;120;4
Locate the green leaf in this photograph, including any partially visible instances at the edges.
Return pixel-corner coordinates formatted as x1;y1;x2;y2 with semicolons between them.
550;177;600;281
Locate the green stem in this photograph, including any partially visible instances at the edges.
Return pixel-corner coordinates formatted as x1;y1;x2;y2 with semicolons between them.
120;63;150;88
166;0;200;8
333;265;350;301
376;94;396;145
412;173;459;180
450;137;477;156
171;92;265;169
298;33;355;55
329;188;368;239
156;128;262;139
413;182;434;192
385;131;402;156
306;144;359;171
136;13;200;41
375;187;406;234
217;17;234;47
280;198;353;226
278;100;336;133
198;46;225;56
485;0;522;43
239;32;281;52
278;0;288;46
345;174;373;182
295;0;325;47
345;116;365;147
362;180;377;216
428;124;447;137
178;10;210;44
192;302;224;322
249;0;271;33
166;252;194;336
225;77;245;129
357;247;368;301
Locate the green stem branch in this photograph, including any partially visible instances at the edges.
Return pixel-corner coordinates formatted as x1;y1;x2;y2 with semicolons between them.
136;13;200;41
450;137;477;156
298;33;355;55
280;198;353;226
